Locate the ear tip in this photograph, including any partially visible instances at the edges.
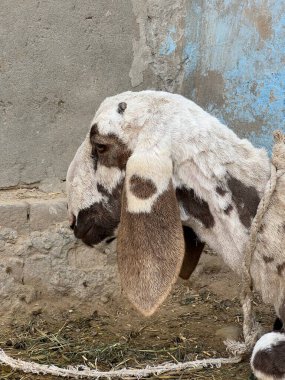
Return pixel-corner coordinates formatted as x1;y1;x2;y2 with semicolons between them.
130;300;159;317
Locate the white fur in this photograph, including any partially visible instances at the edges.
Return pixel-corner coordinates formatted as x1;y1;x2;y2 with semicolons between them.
66;138;124;221
252;332;285;358
67;90;274;301
252;369;281;380
125;128;173;213
251;332;285;380
126;152;172;213
66;140;104;220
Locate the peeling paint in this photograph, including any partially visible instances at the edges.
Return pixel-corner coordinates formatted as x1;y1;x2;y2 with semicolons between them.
182;0;285;153
129;0;285;153
159;26;177;56
244;7;273;41
129;0;187;92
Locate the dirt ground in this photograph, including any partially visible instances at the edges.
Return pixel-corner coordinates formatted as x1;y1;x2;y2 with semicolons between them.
0;253;275;380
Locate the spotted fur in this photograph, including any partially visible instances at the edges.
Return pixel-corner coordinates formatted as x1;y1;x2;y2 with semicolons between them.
67;90;272;315
251;332;285;380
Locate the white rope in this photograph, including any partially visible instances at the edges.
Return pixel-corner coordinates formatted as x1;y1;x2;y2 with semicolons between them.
0;349;241;379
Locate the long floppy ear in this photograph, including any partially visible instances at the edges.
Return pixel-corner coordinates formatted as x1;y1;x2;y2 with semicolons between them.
117;134;185;317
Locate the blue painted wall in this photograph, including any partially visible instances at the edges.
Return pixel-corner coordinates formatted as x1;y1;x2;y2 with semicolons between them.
161;1;285;153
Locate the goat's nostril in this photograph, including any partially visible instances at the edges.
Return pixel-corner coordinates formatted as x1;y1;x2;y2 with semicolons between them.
69;214;76;230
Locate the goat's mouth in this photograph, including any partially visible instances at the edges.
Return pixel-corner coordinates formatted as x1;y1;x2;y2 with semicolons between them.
72;208;120;247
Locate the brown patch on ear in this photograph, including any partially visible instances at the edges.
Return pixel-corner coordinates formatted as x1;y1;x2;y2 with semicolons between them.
117;182;184;316
129;175;157;199
179;226;204;280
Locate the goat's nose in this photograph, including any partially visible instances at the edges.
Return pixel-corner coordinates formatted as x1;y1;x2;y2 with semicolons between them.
69;214;76;230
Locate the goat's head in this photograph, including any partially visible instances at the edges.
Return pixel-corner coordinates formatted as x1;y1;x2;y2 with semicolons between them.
67;91;203;316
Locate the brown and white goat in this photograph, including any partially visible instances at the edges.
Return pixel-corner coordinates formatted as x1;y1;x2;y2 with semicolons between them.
67;90;284;321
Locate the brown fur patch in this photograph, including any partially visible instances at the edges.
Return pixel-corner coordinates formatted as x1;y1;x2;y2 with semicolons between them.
176;187;215;228
117;182;184;317
74;181;123;246
216;186;227;196
277;262;285;276
179;226;204;280
227;175;260;228
263;255;274;263
224;204;233;215
90;124;131;170
252;341;285;377
129;175;157;199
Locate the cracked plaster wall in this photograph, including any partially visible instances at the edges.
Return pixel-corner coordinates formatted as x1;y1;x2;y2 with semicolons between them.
1;1;284;188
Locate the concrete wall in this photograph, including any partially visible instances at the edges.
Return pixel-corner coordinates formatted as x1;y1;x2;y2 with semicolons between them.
1;0;285;188
0;0;146;188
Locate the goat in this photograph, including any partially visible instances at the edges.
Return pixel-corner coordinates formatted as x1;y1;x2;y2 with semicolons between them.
251;322;285;380
66;90;285;322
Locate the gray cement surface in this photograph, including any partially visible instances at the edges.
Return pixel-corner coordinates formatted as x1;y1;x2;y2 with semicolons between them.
0;0;140;188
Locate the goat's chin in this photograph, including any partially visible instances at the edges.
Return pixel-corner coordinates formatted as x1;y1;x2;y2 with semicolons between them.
75;230;117;250
82;235;114;248
90;236;117;251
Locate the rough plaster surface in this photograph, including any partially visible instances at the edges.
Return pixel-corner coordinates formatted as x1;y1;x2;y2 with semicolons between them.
129;0;187;92
0;0;138;188
0;191;119;312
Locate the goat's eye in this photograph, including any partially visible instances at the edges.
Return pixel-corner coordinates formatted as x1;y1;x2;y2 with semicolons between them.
95;143;108;154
